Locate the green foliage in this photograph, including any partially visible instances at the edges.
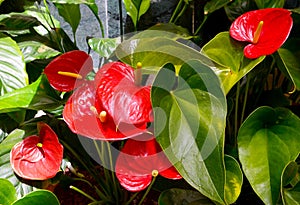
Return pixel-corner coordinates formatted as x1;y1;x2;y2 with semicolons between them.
0;178;17;205
254;0;285;8
123;0;151;29
204;0;232;15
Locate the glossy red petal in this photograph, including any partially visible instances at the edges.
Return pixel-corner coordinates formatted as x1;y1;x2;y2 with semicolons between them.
95;62;153;126
115;134;181;191
10;123;63;180
44;50;93;92
230;8;293;58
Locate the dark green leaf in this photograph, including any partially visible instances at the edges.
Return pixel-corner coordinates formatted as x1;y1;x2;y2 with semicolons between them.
0;178;17;205
88;37;120;58
123;0;151;28
55;3;81;39
49;0;94;4
238;106;300;205
0;14;40;30
152;60;227;203
0;75;62;113
254;0;285;8
12;190;60;205
282;181;300;205
158;188;214;205
224;0;257;21
281;161;299;187
204;0;232;15
201;32;265;94
0;34;28;95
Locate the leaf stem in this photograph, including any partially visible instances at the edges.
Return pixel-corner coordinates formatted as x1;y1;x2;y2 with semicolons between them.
70;185;97;202
137;175;157;205
241;76;251;124
194;15;208;35
234;81;241;146
169;0;183;23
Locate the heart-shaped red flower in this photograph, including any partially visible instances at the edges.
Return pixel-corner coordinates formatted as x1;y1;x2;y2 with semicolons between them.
44;50;93;91
10;122;63;180
63;62;153;140
230;8;293;59
115;134;182;192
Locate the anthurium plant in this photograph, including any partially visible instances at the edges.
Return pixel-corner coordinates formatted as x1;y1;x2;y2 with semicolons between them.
0;0;300;205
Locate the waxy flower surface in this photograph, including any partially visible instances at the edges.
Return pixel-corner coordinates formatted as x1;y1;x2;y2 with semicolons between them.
115;134;182;192
44;50;93;92
230;8;293;59
10;123;63;180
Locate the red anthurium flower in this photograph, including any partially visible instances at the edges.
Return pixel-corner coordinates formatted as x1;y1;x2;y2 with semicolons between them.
63;62;152;140
115;134;182;192
10;122;63;180
230;8;293;59
44;50;93;92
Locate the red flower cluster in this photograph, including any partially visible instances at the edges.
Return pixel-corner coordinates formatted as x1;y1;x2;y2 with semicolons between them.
43;51;181;191
230;8;293;59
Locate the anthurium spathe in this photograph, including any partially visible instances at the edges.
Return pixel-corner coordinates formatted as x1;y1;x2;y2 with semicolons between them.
115;134;182;192
10;122;63;180
63;61;152;140
230;8;293;59
44;50;93;91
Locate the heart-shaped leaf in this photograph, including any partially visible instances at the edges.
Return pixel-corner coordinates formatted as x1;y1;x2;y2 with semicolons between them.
88;37;120;58
201;32;265;94
0;178;17;205
152;60;227;203
0;34;28;95
238;106;300;205
12;190;60;205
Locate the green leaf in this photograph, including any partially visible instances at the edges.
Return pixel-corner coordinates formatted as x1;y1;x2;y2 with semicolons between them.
204;0;232;15
0;178;17;205
152;60;227;204
19;41;61;63
276;40;300;90
49;0;94;4
282;181;300;205
0;75;62;113
281;161;299;188
201;32;265;94
55;3;81;39
0;14;40;30
123;0;151;28
254;0;285;8
12;190;60;205
116;36;212;74
88;37;120;58
0;34;28;95
158;188;214;205
238;106;300;205
224;155;243;204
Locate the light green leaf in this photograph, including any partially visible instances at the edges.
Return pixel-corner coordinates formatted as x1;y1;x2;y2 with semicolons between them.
19;41;61;63
224;155;243;204
49;0;94;4
254;0;285;8
0;34;28;96
0;178;17;205
12;190;60;205
283;182;300;205
88;37;120;58
201;32;265;94
238;106;300;205
123;0;151;28
158;188;214;205
55;3;81;39
0;75;62;113
204;0;232;15
152;60;227;204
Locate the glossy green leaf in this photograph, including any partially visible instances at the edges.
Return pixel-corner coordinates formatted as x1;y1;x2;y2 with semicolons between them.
158;188;214;205
0;129;33;198
88;37;120;58
152;60;227;204
55;3;81;39
116;36;212;74
19;41;61;63
254;0;285;8
49;0;94;4
12;190;60;205
281;161;299;188
0;75;61;113
123;0;151;28
204;0;232;15
283;181;300;205
0;14;40;30
276;40;300;90
0;178;17;205
201;32;265;94
0;34;28;95
238;106;300;205
224;155;243;204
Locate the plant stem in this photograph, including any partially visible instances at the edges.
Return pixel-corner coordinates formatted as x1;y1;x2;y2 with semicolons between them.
173;3;188;24
118;0;124;41
137;176;157;205
124;192;139;205
70;185;97;202
169;0;183;23
194;15;208;36
241;76;251;124
234;81;241;147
